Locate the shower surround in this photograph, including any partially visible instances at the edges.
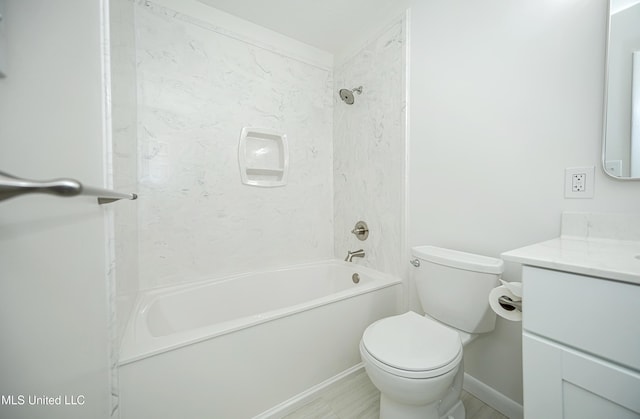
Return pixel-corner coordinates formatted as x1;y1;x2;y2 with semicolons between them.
135;1;334;290
114;0;407;415
333;17;407;279
129;0;407;291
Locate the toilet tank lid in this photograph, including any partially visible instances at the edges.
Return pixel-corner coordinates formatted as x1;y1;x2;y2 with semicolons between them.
411;246;504;274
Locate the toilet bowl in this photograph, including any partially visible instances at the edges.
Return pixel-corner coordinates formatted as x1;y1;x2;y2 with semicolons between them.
360;311;465;419
360;246;504;419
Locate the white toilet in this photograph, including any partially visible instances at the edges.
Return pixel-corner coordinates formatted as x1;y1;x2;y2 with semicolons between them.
360;245;504;419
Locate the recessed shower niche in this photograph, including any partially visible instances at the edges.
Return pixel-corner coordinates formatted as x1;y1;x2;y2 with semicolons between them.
238;127;289;187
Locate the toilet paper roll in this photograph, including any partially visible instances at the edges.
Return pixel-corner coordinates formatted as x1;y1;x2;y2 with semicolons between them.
499;279;522;298
489;285;522;322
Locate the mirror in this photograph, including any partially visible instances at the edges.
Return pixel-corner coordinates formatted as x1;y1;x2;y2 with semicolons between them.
603;0;640;179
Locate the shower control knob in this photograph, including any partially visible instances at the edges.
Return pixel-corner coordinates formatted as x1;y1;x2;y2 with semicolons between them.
351;221;369;241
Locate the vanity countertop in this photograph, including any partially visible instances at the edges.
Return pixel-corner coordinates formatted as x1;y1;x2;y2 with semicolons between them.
502;236;640;285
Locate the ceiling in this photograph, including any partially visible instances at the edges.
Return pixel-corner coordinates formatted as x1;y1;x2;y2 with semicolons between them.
196;0;409;56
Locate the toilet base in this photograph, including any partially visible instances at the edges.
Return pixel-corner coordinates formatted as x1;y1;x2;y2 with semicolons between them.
379;396;465;419
379;393;438;419
442;399;465;419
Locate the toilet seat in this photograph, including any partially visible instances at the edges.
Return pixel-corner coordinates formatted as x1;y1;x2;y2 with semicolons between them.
361;311;462;379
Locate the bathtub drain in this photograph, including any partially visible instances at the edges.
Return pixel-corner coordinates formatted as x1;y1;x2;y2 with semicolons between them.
352;273;360;284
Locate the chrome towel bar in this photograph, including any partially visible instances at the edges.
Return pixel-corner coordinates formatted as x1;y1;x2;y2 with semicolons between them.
0;171;137;205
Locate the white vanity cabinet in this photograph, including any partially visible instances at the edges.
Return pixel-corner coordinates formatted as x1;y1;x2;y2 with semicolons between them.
521;266;640;419
501;212;640;419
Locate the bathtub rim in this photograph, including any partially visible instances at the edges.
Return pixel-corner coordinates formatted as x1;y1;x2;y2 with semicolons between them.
119;259;402;365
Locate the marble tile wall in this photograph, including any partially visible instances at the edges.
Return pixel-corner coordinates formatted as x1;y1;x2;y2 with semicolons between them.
111;0;139;347
109;0;139;415
561;211;640;241
333;18;407;277
135;1;334;289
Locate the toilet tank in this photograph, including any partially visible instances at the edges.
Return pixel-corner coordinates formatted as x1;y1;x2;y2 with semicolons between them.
412;246;504;334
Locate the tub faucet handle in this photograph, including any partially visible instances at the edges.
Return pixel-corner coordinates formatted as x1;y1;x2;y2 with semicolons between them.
351;221;369;241
345;249;365;262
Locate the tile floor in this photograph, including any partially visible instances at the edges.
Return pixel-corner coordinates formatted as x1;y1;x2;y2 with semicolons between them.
284;369;509;419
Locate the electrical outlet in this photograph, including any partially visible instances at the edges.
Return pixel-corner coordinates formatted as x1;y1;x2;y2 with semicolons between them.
565;167;594;199
571;173;585;192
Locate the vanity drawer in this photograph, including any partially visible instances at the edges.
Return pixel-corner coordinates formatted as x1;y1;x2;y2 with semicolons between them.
522;266;640;371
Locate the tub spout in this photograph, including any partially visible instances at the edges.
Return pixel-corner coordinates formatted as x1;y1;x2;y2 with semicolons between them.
345;249;365;262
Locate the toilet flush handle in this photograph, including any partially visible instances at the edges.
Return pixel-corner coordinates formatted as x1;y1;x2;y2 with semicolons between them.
409;259;420;267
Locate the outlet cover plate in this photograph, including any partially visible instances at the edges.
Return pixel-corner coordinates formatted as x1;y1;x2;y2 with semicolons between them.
565;166;595;199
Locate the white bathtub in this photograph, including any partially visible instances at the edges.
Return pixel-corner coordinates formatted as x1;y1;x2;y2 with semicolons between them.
119;260;402;419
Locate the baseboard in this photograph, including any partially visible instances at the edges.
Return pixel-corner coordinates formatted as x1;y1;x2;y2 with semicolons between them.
254;366;523;419
253;363;365;419
463;373;523;419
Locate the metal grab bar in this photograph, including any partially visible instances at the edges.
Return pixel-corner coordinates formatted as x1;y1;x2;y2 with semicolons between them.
0;171;137;205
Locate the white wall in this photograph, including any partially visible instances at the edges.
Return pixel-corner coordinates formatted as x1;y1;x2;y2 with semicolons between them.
0;0;112;417
134;1;334;290
333;16;408;278
409;0;640;405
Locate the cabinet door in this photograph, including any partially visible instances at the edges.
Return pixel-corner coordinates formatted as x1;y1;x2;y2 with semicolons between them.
523;333;640;419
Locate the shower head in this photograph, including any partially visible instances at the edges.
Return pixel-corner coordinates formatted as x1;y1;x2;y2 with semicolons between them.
338;86;363;105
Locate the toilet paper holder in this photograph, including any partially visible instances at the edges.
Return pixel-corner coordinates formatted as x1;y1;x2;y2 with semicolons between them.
498;296;522;312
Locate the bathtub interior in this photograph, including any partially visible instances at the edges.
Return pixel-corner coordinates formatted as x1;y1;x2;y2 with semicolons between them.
145;261;378;337
119;259;403;364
